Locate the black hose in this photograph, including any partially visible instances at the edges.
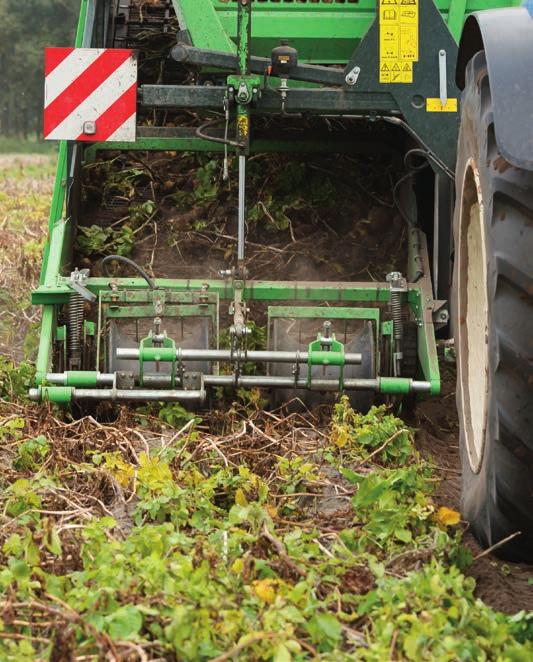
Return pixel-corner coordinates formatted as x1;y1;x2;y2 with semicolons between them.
101;255;157;290
195;118;244;149
392;148;432;229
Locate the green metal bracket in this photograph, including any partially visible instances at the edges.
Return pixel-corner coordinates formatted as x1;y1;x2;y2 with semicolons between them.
307;333;345;389
227;74;262;105
139;335;177;388
381;321;393;337
84;321;96;337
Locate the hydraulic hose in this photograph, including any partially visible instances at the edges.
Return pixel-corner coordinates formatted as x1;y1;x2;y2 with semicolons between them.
195;118;244;149
100;255;157;290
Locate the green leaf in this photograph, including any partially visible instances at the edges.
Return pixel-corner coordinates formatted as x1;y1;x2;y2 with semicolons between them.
395;529;413;543
44;529;62;557
272;643;292;662
105;605;143;640
307;612;342;645
10;559;30;580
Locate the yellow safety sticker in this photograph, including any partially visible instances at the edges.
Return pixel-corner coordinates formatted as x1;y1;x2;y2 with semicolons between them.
237;114;249;137
379;0;419;84
426;98;458;112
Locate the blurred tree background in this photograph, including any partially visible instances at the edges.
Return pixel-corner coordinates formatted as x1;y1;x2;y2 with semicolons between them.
0;0;79;138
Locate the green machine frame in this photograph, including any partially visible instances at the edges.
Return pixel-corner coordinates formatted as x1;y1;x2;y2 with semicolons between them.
31;0;518;404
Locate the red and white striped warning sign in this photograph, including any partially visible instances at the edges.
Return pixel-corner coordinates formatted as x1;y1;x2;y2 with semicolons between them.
44;48;137;142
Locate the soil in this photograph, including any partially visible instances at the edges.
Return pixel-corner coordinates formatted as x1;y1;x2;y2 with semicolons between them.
412;366;533;614
81;150;407;284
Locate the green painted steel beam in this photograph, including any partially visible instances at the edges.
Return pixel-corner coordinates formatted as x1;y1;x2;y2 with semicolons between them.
33;278;397;305
85;135;400;159
35;306;55;385
268;306;380;321
39;142;68;286
35;1;91;388
105;305;215;319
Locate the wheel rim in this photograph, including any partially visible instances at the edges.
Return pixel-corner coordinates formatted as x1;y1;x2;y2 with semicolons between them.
457;161;489;473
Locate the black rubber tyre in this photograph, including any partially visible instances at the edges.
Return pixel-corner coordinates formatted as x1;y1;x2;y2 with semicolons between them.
453;51;533;562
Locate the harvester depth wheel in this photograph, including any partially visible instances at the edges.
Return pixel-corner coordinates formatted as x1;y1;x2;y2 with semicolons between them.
453;51;533;561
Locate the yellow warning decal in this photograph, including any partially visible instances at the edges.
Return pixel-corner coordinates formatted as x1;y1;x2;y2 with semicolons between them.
426;98;458;112
237;114;249;137
379;0;419;84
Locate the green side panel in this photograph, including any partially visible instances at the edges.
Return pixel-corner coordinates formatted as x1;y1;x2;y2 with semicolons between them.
171;0;523;62
173;0;236;52
35;1;90;388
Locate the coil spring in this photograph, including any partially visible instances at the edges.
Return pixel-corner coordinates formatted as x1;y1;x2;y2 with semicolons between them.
68;293;85;363
391;291;403;342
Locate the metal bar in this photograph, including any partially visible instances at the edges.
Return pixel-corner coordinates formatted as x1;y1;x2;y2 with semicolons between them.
84;132;402;159
439;49;448;107
30;388;206;403
204;376;431;393
39;143;68;285
33;278;394;305
407;229;441;395
32;377;432;401
238;155;246;261
115;348;363;364
170;44;346;86
82;0;97;47
35;307;55;384
267;306;379;321
140;86;399;114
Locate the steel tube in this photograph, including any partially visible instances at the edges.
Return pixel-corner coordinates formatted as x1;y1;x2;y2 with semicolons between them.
116;348;363;364
46;373;115;386
238;155;246;261
72;389;205;402
31;376;432;402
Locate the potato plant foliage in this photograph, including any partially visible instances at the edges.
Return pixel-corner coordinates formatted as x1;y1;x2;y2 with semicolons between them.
0;373;532;660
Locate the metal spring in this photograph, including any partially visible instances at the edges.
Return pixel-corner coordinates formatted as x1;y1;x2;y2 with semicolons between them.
391;291;403;342
68;294;85;364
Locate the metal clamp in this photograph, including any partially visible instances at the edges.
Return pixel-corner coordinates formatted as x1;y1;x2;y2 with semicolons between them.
69;268;96;303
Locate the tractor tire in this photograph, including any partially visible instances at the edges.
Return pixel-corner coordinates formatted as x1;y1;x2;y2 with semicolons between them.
453;51;533;562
